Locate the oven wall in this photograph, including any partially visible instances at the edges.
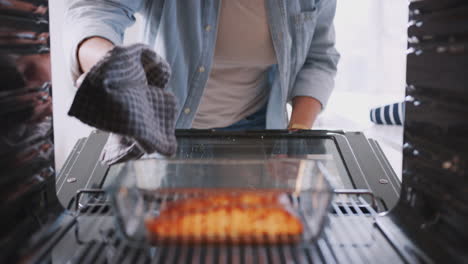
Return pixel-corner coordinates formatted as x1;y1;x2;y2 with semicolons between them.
402;0;468;253
0;0;61;260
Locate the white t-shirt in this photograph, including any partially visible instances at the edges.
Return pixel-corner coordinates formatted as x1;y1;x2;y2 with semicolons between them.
192;0;277;129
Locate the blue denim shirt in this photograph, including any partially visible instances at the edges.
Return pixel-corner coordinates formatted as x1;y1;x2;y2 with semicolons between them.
64;0;339;129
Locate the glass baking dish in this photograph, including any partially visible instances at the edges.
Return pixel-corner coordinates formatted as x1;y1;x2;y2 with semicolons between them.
106;158;334;245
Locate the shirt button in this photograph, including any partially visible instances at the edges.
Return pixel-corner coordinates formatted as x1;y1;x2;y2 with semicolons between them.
205;25;212;32
184;108;191;114
198;66;205;73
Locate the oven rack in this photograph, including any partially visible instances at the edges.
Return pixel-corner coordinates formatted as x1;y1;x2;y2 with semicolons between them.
23;189;413;264
72;188;383;214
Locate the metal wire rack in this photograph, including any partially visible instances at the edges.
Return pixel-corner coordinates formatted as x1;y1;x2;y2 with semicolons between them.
31;189;409;264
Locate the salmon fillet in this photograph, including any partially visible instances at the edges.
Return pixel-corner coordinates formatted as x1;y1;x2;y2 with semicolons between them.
145;192;303;244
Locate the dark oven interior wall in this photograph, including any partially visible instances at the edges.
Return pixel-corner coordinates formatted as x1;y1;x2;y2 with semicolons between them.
0;0;60;259
402;0;468;251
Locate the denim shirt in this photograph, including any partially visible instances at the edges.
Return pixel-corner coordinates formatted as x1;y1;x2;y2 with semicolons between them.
64;0;340;129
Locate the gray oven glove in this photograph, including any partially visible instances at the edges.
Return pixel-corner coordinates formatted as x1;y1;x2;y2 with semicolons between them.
68;43;178;165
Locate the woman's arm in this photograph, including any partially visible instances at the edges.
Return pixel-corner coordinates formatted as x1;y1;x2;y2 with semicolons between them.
288;96;322;129
289;0;340;128
78;37;114;73
63;0;145;81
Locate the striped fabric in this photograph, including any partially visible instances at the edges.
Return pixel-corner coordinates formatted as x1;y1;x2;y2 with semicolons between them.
370;102;405;125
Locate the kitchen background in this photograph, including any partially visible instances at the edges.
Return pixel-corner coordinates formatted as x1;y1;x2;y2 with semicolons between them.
49;0;408;178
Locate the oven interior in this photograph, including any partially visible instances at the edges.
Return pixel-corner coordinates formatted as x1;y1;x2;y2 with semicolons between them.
1;0;468;263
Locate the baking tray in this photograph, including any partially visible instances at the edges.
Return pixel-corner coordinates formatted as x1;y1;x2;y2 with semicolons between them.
106;159;334;245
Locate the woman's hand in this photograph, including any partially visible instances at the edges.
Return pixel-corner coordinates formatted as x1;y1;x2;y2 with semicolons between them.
288;96;322;130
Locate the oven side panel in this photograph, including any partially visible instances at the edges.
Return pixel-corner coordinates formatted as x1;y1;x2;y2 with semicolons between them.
384;0;468;262
342;132;401;210
0;0;63;262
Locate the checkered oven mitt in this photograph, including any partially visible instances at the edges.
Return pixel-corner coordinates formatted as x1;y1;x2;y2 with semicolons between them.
68;43;178;165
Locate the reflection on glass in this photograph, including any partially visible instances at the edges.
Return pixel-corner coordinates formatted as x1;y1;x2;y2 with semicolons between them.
107;158;332;191
106;137;347;191
170;136;350;188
